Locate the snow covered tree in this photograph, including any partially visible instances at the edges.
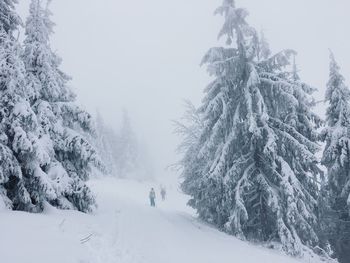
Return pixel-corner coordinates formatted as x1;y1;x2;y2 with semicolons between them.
116;110;139;177
20;0;103;212
0;0;39;211
174;100;204;179
321;52;350;263
256;31;271;63
0;0;22;34
3;0;103;213
94;110;118;174
180;0;323;256
93;110;154;180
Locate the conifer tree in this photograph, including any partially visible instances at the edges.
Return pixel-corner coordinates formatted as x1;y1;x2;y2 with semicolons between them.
0;0;40;211
21;0;104;212
180;0;322;256
0;0;22;33
321;52;350;262
94;110;154;180
94;110;117;173
0;0;102;212
116;110;138;177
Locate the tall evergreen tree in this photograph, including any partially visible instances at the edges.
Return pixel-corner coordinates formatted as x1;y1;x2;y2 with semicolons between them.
0;0;102;212
21;0;104;212
94;110;118;174
0;0;40;211
116;110;138;177
321;52;350;262
94;110;154;180
179;0;323;256
256;31;271;63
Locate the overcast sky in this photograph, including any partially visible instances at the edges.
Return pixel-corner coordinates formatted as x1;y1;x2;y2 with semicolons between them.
17;0;350;178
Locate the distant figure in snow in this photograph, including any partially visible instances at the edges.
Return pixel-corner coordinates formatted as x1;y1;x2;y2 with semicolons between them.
160;186;166;201
149;188;156;207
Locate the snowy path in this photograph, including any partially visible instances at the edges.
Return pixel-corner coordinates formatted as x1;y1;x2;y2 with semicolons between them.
0;178;320;263
86;179;304;263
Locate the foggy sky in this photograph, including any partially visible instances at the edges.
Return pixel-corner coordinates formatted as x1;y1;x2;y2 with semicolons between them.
17;0;350;178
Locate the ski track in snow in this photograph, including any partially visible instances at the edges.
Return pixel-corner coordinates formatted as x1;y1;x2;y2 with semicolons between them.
0;178;321;263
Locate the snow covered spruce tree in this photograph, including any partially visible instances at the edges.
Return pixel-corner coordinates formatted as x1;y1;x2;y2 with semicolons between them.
116;110;139;177
180;0;323;256
94;110;154;180
321;52;350;262
2;0;102;212
0;0;22;33
0;0;35;210
94;110;118;173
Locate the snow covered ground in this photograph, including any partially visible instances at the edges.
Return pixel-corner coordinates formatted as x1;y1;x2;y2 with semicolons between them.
0;177;324;263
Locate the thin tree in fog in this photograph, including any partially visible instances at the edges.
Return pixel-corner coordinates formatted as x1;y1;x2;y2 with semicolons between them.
117;110;138;177
174;100;204;153
321;52;350;263
95;110;118;174
94;109;154;180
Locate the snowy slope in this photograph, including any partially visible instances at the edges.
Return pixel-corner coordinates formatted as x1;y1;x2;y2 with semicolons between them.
0;178;323;263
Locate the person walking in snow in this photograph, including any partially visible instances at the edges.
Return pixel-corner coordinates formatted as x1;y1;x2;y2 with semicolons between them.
149;188;156;207
160;186;166;201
